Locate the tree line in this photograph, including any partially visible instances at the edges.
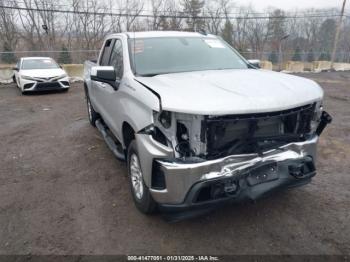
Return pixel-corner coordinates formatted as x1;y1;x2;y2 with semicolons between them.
1;0;350;64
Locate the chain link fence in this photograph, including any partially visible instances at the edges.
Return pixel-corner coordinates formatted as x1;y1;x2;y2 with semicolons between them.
1;49;350;65
241;51;350;63
0;50;100;65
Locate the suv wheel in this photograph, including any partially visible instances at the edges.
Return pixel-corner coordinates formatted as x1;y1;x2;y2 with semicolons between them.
13;76;18;87
127;140;157;214
86;94;99;127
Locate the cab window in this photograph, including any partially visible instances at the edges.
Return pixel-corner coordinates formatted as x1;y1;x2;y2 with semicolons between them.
109;39;124;79
100;39;114;66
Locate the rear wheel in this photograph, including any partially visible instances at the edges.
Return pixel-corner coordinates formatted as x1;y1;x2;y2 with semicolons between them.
127;140;157;214
86;93;99;127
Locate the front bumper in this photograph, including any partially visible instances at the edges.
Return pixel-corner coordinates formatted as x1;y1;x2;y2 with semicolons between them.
20;77;70;92
159;157;315;215
136;134;318;206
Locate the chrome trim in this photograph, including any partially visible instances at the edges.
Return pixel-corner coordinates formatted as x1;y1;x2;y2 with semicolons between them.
135;134;174;187
143;136;318;205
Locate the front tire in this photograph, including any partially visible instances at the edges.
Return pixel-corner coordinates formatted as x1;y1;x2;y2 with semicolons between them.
127;140;157;214
20;86;26;95
13;75;18;87
86;93;99;127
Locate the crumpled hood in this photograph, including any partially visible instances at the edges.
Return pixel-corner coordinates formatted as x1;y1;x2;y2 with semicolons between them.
136;69;324;115
21;68;66;78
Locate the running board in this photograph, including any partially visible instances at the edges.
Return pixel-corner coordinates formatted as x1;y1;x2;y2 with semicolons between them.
95;119;125;161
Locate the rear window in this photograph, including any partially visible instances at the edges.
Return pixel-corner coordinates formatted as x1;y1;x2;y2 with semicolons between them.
21;59;60;70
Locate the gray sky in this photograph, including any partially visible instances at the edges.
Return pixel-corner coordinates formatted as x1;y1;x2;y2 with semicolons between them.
232;0;347;11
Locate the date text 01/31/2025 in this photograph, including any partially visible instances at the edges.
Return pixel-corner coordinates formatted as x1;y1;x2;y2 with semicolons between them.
127;255;220;261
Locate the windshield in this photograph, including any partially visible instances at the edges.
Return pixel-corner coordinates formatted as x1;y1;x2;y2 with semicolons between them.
128;37;248;76
21;59;60;70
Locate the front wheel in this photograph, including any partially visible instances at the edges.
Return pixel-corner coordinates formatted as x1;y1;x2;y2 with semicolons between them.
127;140;157;214
86;94;99;127
13;76;20;89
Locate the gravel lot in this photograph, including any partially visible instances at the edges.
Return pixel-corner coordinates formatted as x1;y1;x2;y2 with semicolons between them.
0;72;349;255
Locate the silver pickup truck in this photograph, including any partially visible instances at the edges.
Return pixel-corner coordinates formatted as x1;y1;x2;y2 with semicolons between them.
84;31;331;216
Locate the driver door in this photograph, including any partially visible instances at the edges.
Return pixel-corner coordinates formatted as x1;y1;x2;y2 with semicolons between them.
90;39;115;118
93;38;125;141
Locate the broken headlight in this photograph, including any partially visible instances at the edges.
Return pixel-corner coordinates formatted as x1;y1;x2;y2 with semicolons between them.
176;122;193;157
158;111;172;129
310;102;323;134
140;124;169;147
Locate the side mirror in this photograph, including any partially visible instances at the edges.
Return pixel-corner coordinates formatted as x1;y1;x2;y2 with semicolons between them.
13;67;19;71
91;66;120;90
248;59;261;69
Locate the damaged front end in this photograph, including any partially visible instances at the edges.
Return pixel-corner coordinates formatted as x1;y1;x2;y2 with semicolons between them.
136;102;332;210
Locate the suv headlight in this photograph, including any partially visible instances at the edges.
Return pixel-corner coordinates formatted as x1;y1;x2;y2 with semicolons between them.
21;75;35;81
56;74;68;80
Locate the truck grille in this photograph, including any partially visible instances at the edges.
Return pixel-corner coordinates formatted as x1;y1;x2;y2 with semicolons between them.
202;104;315;158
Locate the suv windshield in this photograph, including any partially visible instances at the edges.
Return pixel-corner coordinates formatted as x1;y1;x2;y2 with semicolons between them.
128;37;248;76
21;59;60;70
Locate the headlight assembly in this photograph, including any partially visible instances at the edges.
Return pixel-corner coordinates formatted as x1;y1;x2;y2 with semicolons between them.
56;74;68;80
310;102;323;134
21;75;35;81
158;111;172;129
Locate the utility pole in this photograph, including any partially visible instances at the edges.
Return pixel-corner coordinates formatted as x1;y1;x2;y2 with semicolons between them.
279;34;290;71
331;0;347;70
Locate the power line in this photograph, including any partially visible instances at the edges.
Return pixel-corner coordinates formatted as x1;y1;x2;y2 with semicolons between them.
3;0;343;17
0;50;99;54
0;4;347;20
1;0;342;17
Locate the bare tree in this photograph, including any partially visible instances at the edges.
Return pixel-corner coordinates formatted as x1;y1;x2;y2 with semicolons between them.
339;16;350;62
2;0;350;64
301;10;325;53
181;0;205;31
15;0;45;50
168;0;183;30
33;0;61;50
232;6;250;52
71;0;109;51
0;0;19;62
205;0;232;35
117;0;144;31
245;13;272;58
148;0;163;30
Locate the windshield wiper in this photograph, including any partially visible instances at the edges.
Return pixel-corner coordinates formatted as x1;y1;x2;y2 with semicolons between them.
138;73;160;77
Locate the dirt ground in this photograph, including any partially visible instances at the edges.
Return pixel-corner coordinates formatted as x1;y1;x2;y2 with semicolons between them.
0;72;349;256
